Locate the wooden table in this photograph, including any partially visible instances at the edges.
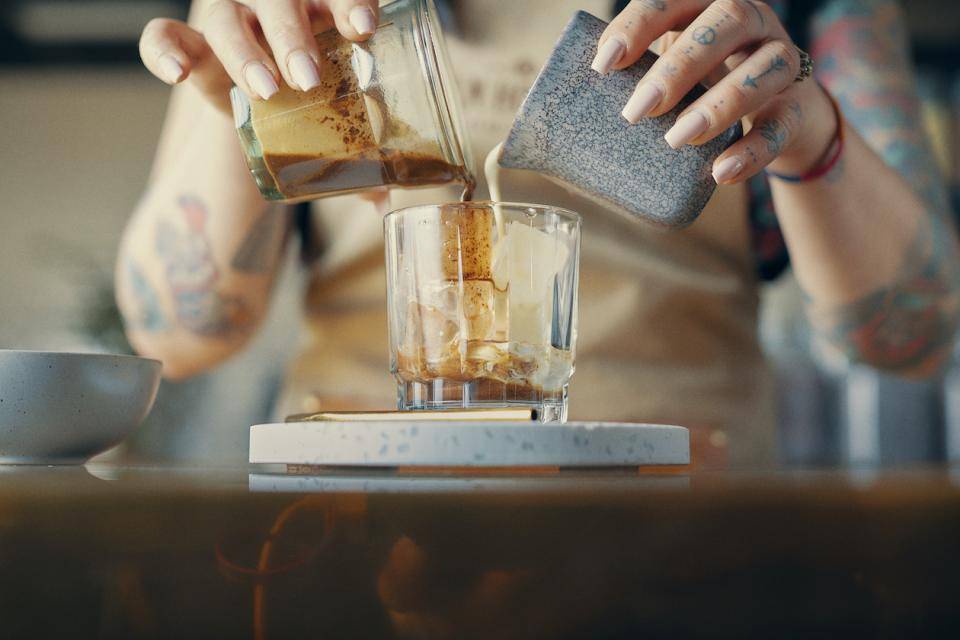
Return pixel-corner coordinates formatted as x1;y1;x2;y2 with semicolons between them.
1;464;959;638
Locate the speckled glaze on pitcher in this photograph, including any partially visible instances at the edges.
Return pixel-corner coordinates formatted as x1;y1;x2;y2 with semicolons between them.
499;11;742;229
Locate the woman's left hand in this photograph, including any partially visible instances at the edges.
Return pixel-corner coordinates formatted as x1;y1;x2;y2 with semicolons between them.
593;0;837;184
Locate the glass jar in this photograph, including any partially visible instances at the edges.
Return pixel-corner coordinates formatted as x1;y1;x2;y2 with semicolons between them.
230;0;473;203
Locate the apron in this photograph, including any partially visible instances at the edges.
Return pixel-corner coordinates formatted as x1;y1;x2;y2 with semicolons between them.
275;0;778;468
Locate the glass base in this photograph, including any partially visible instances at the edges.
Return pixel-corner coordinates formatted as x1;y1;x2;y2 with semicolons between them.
397;379;568;423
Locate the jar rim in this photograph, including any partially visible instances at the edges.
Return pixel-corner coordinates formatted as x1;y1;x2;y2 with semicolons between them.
412;0;474;177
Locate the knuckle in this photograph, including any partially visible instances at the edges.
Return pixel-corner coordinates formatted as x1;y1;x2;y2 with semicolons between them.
720;82;750;110
203;0;239;26
713;0;754;32
768;39;800;75
143;18;175;39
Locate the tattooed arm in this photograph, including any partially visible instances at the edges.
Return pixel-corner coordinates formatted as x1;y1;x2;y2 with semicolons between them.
117;0;296;378
115;102;291;379
597;0;958;376
768;0;960;376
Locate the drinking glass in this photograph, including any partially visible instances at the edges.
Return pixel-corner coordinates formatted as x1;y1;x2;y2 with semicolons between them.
384;202;580;422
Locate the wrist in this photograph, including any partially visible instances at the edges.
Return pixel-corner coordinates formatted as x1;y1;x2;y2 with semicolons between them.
766;83;839;176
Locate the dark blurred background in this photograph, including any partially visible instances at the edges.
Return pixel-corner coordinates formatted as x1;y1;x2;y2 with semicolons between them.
1;0;959;466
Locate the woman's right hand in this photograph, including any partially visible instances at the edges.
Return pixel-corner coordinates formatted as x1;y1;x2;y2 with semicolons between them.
139;0;380;113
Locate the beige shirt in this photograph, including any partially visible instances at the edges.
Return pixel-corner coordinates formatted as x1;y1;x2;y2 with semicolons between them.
276;0;777;466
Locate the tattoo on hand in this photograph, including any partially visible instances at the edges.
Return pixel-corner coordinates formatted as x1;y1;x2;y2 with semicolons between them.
123;261;168;333
637;0;667;10
743;55;788;89
758;120;786;154
156;195;252;337
692;26;716;45
231;206;288;274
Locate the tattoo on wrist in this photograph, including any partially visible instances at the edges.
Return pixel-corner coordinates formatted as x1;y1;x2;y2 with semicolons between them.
155;195;252;337
231;206;288;274
743;55;788;89
123;260;168;333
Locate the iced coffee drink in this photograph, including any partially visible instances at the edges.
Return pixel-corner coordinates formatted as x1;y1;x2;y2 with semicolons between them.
385;203;580;422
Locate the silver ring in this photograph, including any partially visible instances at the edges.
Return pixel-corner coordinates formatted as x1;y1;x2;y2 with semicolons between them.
795;48;813;82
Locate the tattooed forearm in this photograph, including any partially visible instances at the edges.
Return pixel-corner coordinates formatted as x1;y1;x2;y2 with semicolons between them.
231;206;288;274
810;219;960;372
806;0;960;371
122;260;168;333
155;195;252;337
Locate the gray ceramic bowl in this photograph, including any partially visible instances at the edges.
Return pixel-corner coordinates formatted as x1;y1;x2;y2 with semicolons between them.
0;350;162;464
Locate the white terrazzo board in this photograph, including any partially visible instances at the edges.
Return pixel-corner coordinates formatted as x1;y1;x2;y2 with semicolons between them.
249;421;690;467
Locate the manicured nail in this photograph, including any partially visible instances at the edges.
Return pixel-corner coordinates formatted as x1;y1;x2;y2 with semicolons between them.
665;111;709;149
349;6;377;35
158;54;184;84
245;62;279;100
622;83;663;123
712;156;744;183
591;37;625;75
288;50;321;91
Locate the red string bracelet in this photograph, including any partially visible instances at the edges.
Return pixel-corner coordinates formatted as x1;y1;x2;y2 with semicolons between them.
765;85;845;183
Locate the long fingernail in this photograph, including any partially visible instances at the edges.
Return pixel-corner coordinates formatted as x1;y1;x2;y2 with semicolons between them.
349;6;377;35
591;37;625;75
621;83;663;123
158;54;184;84
288;50;321;91
665;111;709;148
245;62;279;100
712;156;744;183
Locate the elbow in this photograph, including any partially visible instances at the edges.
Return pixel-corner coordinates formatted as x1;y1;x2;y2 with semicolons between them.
125;327;258;382
835;318;959;381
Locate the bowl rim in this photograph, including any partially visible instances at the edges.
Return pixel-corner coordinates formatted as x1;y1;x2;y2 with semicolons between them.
0;349;161;366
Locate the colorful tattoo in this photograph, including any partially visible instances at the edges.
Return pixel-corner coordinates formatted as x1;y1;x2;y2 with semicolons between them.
231;207;288;274
155;195;252;337
743;55;788;89
123;261;167;333
808;0;960;371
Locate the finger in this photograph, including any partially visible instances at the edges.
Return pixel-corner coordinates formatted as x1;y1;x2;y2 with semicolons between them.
665;38;800;148
326;0;380;42
140;18;236;106
140;18;203;84
593;0;707;75
622;0;781;122
202;0;281;100
254;0;322;91
710;91;804;184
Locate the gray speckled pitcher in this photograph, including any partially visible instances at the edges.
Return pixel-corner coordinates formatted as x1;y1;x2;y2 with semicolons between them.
499;10;742;229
